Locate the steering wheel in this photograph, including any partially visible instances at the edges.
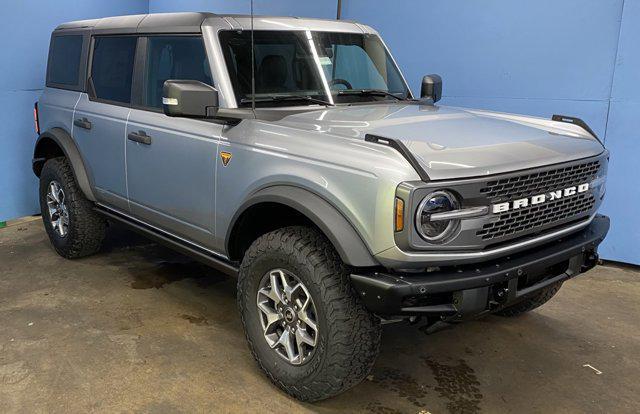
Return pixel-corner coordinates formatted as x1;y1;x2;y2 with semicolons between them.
329;78;353;90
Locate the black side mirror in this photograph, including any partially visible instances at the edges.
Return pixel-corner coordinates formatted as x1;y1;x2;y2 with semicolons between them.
420;74;442;103
163;80;219;118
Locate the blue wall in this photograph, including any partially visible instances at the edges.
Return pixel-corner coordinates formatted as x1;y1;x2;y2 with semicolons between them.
342;0;622;137
341;0;638;264
0;0;334;223
600;0;640;264
148;0;336;17
1;0;637;264
0;0;148;222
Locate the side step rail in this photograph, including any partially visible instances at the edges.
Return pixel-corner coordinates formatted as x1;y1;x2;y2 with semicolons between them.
95;206;239;277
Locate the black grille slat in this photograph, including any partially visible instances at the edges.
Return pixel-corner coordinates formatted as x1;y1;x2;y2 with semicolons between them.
477;193;595;240
480;161;600;201
475;160;601;241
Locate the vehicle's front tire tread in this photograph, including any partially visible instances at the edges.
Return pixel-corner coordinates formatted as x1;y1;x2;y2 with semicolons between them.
238;226;381;402
39;157;106;259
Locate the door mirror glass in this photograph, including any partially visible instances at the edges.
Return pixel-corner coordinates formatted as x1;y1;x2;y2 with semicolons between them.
162;80;219;118
420;74;442;103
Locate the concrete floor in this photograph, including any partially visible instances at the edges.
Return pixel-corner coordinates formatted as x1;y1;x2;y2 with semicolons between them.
0;219;638;414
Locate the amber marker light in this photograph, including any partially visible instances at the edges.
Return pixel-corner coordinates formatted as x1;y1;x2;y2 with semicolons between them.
394;197;405;232
34;102;40;135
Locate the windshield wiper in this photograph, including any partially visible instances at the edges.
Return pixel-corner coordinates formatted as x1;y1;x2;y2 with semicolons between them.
337;89;405;100
240;95;334;106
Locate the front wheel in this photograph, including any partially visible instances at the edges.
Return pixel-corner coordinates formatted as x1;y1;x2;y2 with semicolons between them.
238;226;381;401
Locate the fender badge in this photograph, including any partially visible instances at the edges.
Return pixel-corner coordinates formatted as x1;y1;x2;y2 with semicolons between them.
220;151;232;166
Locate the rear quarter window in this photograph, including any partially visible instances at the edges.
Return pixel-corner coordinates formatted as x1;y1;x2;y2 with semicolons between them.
90;36;137;104
47;35;84;88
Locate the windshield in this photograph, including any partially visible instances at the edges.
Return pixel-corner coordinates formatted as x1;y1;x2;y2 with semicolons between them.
219;30;410;107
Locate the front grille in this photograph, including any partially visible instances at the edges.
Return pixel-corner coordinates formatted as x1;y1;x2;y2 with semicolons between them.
476;192;595;241
480;160;600;201
475;159;601;241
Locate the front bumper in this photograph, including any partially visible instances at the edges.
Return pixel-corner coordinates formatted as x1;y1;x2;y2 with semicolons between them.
351;214;609;319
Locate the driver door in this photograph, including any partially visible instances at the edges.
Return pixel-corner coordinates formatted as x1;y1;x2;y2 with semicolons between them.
125;35;222;247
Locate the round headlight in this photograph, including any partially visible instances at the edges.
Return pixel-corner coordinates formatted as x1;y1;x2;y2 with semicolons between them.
416;191;459;242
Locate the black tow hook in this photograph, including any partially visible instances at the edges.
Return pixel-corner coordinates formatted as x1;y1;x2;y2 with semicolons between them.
494;287;509;304
581;251;599;272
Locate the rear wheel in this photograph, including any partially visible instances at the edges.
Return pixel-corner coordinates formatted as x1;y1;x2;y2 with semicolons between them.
237;226;381;401
493;282;563;317
39;157;106;258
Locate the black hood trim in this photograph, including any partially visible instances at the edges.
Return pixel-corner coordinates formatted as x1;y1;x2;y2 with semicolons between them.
365;134;430;181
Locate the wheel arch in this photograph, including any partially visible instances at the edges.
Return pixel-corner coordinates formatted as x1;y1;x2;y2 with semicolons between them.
33;128;96;202
226;185;379;267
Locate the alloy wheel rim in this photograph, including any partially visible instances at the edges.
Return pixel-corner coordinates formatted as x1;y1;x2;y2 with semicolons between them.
256;269;319;365
46;180;69;237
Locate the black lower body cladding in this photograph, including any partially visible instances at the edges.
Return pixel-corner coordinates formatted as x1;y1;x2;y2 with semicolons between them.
351;215;609;319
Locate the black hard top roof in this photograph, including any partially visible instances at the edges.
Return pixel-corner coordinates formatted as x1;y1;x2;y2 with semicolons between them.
54;12;217;34
53;12;361;36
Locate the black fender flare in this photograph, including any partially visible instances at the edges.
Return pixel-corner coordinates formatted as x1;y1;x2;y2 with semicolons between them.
33;127;96;202
226;185;379;267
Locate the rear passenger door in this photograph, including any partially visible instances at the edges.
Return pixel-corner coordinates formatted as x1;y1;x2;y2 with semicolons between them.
73;36;137;212
125;35;223;248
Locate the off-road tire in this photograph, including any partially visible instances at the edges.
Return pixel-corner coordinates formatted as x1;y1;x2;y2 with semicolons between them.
39;157;106;258
494;282;563;317
237;226;381;401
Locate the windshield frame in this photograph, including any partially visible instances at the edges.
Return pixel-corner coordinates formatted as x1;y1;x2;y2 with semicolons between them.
217;29;413;108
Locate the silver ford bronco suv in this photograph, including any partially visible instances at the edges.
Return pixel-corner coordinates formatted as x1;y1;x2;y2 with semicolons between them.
33;12;609;401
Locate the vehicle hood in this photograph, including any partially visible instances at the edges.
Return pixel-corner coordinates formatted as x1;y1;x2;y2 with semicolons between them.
273;103;605;180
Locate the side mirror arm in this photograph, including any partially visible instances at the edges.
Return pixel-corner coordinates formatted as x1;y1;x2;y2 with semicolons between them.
212;108;256;126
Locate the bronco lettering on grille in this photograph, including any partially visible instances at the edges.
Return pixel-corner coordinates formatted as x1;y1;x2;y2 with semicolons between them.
491;183;590;214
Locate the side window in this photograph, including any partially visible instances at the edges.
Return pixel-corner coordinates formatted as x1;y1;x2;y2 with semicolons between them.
90;36;137;104
48;35;83;87
143;36;213;109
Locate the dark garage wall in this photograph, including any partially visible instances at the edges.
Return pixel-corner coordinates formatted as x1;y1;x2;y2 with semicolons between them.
0;0;637;265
